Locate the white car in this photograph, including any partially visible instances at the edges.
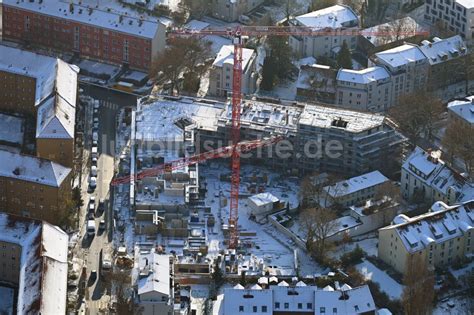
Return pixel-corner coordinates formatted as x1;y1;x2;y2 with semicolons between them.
91;157;98;167
89;176;97;190
93;100;100;110
91;146;98;158
92;131;99;142
91;165;98;177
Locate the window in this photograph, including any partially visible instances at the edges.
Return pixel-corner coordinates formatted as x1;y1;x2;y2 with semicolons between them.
284;303;289;309
261;306;267;313
253;306;257;312
239;306;244;312
333;307;338;314
275;302;280;309
321;307;326;313
307;303;313;309
298;303;302;309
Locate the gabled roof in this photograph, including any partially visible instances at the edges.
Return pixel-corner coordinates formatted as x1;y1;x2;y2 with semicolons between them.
323;170;389;198
0;213;68;315
337;66;390;84
137;252;171;296
0;149;71;187
375;44;426;68
36;94;76;139
419;35;467;65
2;0;164;39
213;45;255;72
314;285;376;314
294;5;358;29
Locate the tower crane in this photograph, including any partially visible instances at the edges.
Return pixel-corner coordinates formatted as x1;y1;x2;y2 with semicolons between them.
116;25;428;248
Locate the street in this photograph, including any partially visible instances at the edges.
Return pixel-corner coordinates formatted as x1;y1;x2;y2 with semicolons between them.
78;84;137;314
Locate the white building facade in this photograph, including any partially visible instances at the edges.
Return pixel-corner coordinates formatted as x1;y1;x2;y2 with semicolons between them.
424;0;474;39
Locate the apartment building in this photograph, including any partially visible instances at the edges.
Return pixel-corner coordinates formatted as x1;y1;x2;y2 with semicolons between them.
370;44;429;104
419;35;468;93
424;0;474;39
0;45;78;168
321;171;389;207
289;5;359;59
197;100;406;176
447;95;474;128
0;212;68;314
378;200;474;274
210;0;264;22
401;146;474;206
223;281;376;315
1;0;166;71
336;67;393;112
209;45;257;97
0;149;72;226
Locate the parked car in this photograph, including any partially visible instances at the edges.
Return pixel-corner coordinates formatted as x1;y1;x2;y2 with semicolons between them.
98;199;105;213
91;165;98;177
88;198;95;214
87;220;96;236
91;145;98;159
91;157;98;167
92;131;99;142
99;219;106;231
88;177;97;193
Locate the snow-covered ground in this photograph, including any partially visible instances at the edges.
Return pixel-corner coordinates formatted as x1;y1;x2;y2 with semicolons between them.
433;294;473;315
202;162;322;276
76;59;120;79
356;259;404;300
0;286;15;315
330;235;379;259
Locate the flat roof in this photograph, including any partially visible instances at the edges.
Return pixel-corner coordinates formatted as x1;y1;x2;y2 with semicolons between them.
0;149;71;187
3;0;163;39
213;45;255;71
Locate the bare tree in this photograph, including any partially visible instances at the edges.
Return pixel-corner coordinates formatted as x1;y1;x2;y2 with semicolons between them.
442;121;474;176
374;181;401;204
301;207;339;261
402;253;435;315
150;38;211;95
311;0;338;11
180;0;209;18
389;91;444;145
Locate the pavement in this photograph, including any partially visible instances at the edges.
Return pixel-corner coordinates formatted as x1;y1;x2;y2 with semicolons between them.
76;85;137;314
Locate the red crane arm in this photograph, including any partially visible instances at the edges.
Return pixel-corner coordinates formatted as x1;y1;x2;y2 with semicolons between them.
169;26;429;38
111;136;283;186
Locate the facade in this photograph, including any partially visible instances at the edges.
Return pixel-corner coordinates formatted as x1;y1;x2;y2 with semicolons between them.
0;212;68;314
209;45;257;97
248;193;280;214
378;200;474;274
321;171;390;207
223;281;376;315
419;36;468;93
1;0;166;71
0;45;78;168
0;149;72;225
134;248;173;315
370;44;429;104
447;95;474;128
211;0;265;22
289;5;359;59
336;67;392;112
400;146;474;206
197;100;406;177
424;0;474;39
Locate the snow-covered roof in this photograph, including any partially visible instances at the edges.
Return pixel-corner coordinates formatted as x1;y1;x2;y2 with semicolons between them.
223;286;273;315
296;64;336;92
294;5;358;29
0;45;78;106
137;252;171;296
185;20;210;31
272;286;315;312
361;17;421;47
314;285;376;314
0;213;68;315
299;104;386;132
374;44;426;68
457;0;474;9
337;66;390;84
403;147;445;182
447;96;474;125
381;200;474;253
0;149;71;187
135;98;224;143
213;45;255;72
419;35;467;65
36;95;76;139
324;171;389;198
2;0;164;39
0;113;23;145
249;193;279;207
